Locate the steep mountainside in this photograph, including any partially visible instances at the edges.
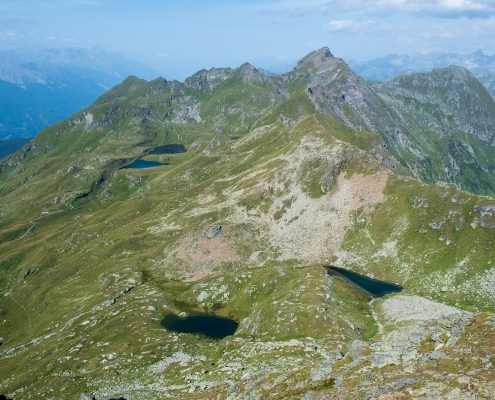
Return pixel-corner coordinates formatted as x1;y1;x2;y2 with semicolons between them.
0;46;157;140
371;67;495;193
300;59;495;195
1;48;495;399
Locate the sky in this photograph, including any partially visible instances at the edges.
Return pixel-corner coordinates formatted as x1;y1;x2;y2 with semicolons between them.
0;0;494;80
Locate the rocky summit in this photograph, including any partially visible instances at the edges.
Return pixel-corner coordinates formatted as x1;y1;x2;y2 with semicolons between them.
1;47;495;399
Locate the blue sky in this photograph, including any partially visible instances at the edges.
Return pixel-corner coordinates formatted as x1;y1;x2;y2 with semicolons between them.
0;0;494;80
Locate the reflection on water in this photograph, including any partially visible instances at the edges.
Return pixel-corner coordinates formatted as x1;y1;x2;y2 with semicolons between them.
324;266;403;298
122;159;163;169
161;312;238;339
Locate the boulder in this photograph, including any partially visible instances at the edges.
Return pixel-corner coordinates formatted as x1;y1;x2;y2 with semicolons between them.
205;225;222;239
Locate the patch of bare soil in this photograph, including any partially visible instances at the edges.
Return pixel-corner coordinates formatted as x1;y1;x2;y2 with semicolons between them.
162;229;239;281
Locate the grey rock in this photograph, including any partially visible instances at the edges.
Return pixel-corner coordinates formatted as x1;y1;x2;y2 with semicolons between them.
110;286;134;305
205;225;222;239
334;376;344;388
279;114;296;126
370;351;402;368
429;350;446;359
79;394;96;400
376;378;421;396
301;391;314;400
184;67;234;92
310;359;334;382
348;340;370;362
101;397;128;400
18;267;38;282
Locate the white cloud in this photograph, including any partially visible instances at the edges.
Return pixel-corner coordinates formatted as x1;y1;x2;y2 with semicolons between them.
268;0;495;19
45;35;77;42
324;19;354;31
440;31;456;38
0;31;20;37
0;0;102;11
324;19;376;32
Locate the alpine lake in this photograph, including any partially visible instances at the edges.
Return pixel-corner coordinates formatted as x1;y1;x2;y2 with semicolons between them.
324;266;403;298
160;312;239;340
122;144;187;169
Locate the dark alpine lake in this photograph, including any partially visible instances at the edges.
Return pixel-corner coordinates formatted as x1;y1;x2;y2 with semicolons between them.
149;144;186;154
122;159;163;169
160;312;238;339
324;266;403;298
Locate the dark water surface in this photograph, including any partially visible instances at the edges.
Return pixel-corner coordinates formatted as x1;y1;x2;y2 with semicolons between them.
123;159;163;169
149;144;186;154
324;266;403;298
161;312;238;339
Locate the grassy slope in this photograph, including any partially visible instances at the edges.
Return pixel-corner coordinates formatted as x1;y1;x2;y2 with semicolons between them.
374;67;495;195
0;71;495;397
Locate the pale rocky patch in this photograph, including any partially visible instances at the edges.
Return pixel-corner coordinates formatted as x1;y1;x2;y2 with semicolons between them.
162;231;239;281
375;294;464;345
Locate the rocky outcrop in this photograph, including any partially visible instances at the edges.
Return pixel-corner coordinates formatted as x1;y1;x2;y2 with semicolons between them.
184;67;234;92
204;225;222;239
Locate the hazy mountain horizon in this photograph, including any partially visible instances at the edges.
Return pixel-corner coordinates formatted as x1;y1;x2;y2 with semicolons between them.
0;45;159;141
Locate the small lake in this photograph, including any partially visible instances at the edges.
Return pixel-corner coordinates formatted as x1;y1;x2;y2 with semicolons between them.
324;266;403;298
149;144;186;154
161;312;238;339
122;159;163;169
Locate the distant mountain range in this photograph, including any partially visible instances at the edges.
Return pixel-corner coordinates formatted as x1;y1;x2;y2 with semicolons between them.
0;46;158;140
349;50;495;96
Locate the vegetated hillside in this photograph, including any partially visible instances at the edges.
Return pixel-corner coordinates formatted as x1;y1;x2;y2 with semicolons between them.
302;58;495;195
371;67;495;193
0;46;158;139
1;48;495;399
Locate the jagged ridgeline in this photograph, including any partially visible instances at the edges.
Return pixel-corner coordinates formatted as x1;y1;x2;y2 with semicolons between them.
1;48;495;398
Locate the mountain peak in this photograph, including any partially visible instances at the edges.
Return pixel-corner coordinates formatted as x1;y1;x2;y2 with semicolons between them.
236;62;268;83
239;62;257;72
294;46;337;74
316;46;334;58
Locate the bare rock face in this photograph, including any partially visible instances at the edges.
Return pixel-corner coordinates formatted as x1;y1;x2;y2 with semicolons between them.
294;46;336;74
79;394;95;400
348;340;370;362
305;66;402;134
205;225;222;239
184;67;234;92
278;46;343;87
237;62;270;84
